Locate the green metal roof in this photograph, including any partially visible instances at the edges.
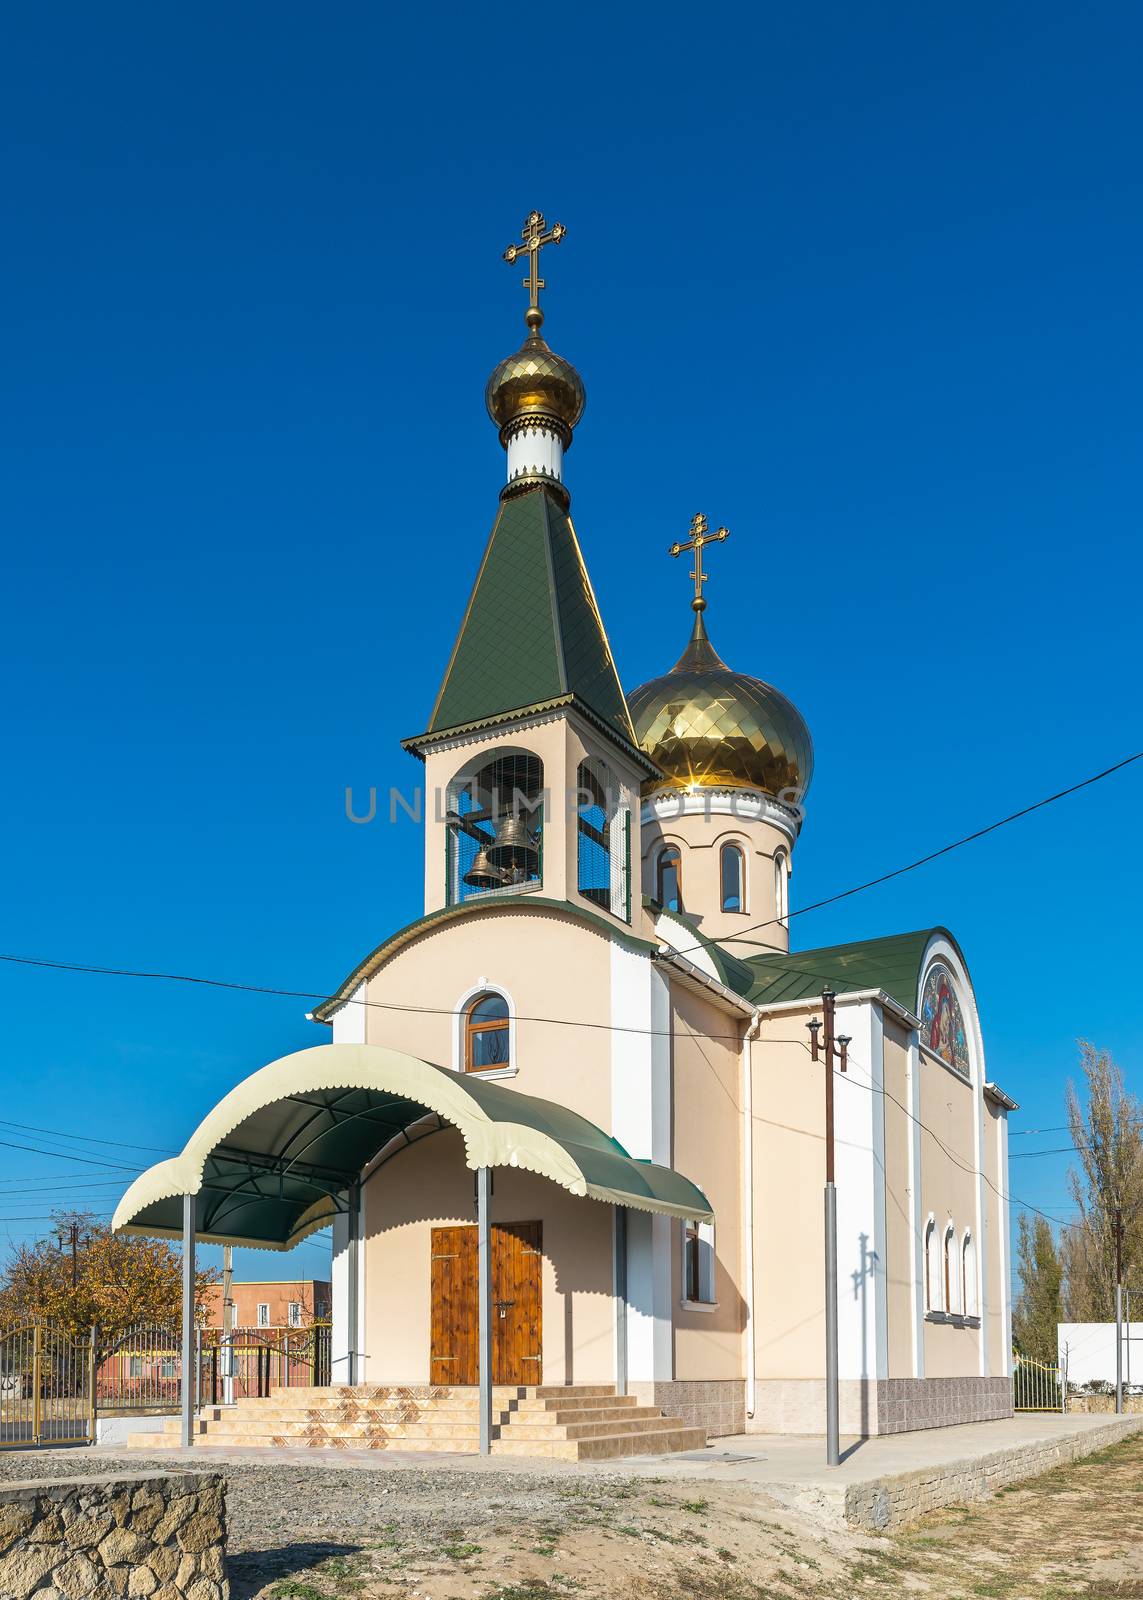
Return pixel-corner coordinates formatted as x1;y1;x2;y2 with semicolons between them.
743;927;955;1013
313;895;657;1024
113;1045;713;1249
418;486;635;746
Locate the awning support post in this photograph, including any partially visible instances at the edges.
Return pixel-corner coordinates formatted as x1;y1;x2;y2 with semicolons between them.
477;1166;493;1455
347;1181;361;1386
180;1192;195;1449
614;1206;628;1397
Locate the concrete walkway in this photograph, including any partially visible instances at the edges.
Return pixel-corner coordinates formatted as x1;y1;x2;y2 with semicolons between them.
98;1410;1143;1531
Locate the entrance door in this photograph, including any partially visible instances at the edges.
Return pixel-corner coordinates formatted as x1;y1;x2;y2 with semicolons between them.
430;1221;542;1386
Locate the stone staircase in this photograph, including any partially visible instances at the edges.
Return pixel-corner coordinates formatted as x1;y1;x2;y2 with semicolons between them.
126;1383;706;1461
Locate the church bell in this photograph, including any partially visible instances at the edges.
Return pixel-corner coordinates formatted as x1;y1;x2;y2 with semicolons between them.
485;814;539;875
463;847;507;890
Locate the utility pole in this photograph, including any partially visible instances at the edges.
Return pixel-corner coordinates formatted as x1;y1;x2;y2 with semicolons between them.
222;1246;234;1407
1114;1204;1124;1416
808;990;851;1468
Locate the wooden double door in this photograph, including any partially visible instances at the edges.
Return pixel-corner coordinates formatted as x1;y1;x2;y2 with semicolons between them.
430;1220;542;1385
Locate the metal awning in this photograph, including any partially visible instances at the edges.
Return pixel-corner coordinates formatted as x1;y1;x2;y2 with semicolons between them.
112;1043;713;1249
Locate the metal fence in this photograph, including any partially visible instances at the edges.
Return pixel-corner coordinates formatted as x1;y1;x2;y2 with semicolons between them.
198;1323;332;1404
0;1323;95;1447
96;1321;332;1412
1013;1353;1067;1412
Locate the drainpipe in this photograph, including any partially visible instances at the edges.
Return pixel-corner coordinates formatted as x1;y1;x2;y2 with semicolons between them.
742;1007;762;1421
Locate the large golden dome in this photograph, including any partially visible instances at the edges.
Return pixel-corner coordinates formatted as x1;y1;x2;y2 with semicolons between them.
628;612;813;802
486;310;586;442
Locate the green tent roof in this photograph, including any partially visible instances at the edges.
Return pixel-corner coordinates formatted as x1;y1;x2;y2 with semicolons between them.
113;1045;713;1249
419;486;635;746
743;927;954;1012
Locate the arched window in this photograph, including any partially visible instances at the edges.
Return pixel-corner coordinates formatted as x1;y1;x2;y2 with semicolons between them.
577;758;630;920
962;1231;978;1318
774;850;789;927
448;750;543;905
944;1224;959;1315
465;992;510;1073
720;843;745;913
656;845;683;913
924;1217;940;1312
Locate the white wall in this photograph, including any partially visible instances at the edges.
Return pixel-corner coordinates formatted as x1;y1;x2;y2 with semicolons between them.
1059;1321;1143;1387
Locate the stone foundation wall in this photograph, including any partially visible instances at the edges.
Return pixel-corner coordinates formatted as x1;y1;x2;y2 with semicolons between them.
0;1470;228;1599
750;1376;1013;1435
1066;1393;1143;1414
844;1416;1143;1531
631;1380;744;1438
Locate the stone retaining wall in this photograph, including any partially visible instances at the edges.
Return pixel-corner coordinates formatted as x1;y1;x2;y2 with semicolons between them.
0;1470;228;1599
844;1415;1143;1531
1067;1393;1143;1414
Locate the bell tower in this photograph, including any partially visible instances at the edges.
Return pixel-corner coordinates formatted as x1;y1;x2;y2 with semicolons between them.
402;211;659;926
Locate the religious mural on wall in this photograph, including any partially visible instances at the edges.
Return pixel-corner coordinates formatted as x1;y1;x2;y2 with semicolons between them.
920;964;970;1078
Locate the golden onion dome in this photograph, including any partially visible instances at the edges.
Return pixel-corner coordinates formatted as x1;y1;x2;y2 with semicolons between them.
628;611;814;803
485;308;586;442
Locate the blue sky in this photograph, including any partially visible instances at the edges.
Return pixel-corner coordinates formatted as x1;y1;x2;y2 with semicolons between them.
1;2;1139;1290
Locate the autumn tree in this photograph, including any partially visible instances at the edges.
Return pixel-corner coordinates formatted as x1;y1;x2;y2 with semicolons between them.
1059;1042;1143;1321
0;1210;217;1348
1012;1213;1063;1362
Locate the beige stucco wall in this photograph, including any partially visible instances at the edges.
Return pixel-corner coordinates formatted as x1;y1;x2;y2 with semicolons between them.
640;799;795;954
359;902;617;1127
750;1009;826;1381
882;1021;915;1379
669;982;745;1381
361;1126;615;1386
918;1047;981;1378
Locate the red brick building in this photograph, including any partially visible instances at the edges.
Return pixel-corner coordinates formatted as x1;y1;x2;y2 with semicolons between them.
203;1278;331;1330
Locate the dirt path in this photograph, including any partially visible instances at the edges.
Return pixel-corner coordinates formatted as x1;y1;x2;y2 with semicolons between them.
2;1434;1140;1598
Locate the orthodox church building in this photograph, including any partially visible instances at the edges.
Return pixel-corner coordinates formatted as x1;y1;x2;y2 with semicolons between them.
116;214;1015;1449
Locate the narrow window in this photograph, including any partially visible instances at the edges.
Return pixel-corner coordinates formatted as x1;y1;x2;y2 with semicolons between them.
257;1303;270;1328
577;760;613;909
129;1356;143;1378
657;846;683;912
774;851;789;926
962;1233;978;1318
720;843;744;912
465;992;510;1072
288;1302;302;1328
944;1226;958;1315
683;1218;716;1303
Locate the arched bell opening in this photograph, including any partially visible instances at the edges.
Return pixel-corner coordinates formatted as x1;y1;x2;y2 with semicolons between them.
445;746;544;904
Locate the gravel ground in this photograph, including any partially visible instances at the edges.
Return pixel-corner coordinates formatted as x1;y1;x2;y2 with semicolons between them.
1;1435;1141;1599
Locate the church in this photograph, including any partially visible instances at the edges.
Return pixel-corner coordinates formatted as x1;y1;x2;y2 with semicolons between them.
115;212;1016;1455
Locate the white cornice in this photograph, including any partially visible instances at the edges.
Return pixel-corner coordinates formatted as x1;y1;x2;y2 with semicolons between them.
641;787;801;844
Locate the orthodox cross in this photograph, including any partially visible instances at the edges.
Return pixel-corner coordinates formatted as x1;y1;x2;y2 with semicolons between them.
668;513;730;610
503;210;567;318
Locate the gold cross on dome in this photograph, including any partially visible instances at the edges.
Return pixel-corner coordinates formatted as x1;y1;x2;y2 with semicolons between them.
503;210;567;319
668;513;730;610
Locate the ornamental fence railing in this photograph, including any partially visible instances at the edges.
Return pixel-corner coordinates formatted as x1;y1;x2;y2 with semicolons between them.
0;1322;95;1448
1013;1352;1067;1412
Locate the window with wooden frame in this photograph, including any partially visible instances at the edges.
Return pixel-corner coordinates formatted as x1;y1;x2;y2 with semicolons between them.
720;842;745;912
682;1217;716;1304
944;1225;959;1315
465;991;510;1073
961;1232;975;1317
656;845;683;913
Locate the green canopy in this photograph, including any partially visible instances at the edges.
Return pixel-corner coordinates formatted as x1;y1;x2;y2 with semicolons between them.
113;1044;713;1250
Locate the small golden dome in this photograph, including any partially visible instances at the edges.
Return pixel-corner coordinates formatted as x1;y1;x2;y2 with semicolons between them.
486;311;586;442
628;613;814;803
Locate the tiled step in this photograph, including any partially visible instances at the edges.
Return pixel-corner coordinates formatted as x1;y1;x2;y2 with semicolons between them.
493;1424;708;1461
499;1415;687;1442
127;1430;475;1453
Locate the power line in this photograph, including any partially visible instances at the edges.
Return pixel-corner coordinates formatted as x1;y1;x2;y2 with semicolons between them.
0;1138;140;1173
0;1118;176;1156
668;747;1143;961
